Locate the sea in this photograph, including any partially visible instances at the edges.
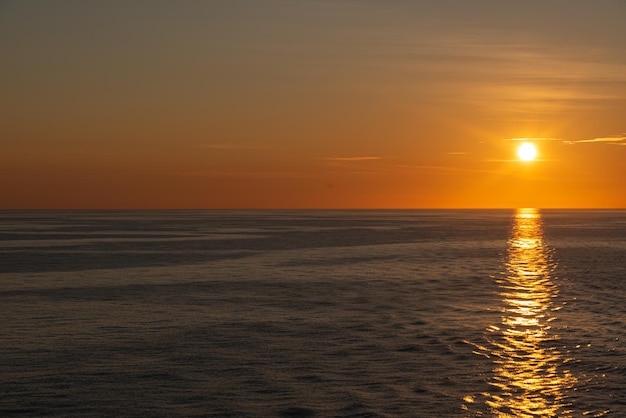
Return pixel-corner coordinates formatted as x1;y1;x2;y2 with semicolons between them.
0;209;625;417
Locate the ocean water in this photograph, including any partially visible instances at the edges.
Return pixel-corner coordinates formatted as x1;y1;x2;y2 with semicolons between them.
0;209;625;417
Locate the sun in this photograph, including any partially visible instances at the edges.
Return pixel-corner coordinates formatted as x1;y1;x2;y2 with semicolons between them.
517;142;537;161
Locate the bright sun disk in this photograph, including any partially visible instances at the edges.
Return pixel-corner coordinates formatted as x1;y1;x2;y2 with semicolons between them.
517;142;537;161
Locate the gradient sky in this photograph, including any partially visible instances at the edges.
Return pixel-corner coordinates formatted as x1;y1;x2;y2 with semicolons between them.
2;0;626;209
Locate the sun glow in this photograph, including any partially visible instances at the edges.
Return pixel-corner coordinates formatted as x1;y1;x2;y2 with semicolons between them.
517;142;537;161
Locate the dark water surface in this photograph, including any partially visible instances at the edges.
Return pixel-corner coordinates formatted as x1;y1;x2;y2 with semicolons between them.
0;209;625;417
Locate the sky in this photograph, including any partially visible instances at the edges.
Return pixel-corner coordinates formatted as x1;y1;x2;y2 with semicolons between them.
2;0;626;209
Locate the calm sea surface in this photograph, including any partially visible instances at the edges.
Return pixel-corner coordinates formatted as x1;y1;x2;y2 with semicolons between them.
0;209;625;417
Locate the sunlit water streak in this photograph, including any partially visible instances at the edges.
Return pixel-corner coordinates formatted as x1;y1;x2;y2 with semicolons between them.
482;208;577;417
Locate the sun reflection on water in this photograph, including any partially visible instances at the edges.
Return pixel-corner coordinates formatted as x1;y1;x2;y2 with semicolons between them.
485;208;576;417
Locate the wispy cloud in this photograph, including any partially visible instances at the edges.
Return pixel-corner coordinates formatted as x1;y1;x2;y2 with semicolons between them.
395;164;495;174
506;137;561;142
447;152;468;155
197;143;264;150
181;171;314;178
325;156;381;161
484;158;556;163
564;134;626;145
506;135;626;146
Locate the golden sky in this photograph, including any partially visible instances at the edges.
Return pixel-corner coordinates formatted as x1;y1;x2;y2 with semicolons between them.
2;0;625;208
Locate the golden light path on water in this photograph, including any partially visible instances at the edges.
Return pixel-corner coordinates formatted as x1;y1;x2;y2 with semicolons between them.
486;208;577;417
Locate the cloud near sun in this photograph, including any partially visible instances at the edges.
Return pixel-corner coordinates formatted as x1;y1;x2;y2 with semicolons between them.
507;135;626;145
564;135;626;145
325;157;382;161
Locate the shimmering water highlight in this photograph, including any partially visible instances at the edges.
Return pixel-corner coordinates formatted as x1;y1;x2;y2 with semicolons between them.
485;209;577;416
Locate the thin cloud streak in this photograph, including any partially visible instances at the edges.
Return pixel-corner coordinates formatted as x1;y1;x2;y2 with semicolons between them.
485;159;557;163
395;164;496;175
506;137;561;142
506;135;626;146
325;156;381;161
181;171;315;179
565;135;626;144
197;143;265;150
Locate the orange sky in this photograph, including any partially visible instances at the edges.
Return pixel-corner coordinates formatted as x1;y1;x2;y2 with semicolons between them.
1;1;625;209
